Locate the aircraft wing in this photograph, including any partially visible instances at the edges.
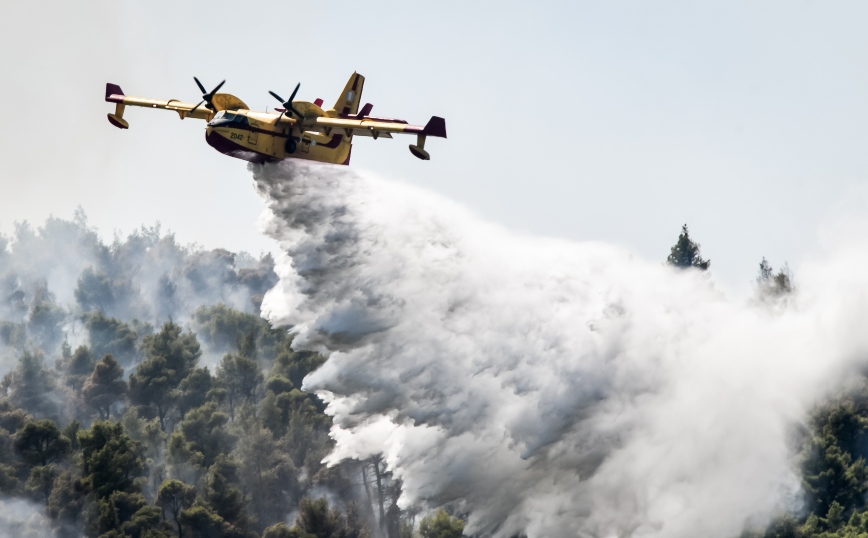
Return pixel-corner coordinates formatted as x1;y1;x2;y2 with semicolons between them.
313;116;447;140
105;83;214;122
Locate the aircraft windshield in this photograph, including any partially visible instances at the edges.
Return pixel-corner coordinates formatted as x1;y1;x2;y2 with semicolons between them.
208;111;248;127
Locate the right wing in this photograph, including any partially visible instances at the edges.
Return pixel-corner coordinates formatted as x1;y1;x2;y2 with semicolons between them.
312;115;447;140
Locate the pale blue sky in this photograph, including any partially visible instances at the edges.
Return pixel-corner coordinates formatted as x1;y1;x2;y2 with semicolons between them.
2;1;868;290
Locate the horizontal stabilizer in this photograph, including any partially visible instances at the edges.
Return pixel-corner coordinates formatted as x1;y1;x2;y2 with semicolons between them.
356;103;373;119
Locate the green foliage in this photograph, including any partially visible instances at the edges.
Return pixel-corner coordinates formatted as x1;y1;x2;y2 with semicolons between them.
756;400;868;537
0;398;31;433
666;224;710;270
85;311;140;367
129;321;202;428
178;502;246;538
192;303;285;359
175;457;256;537
169;402;236;469
157;479;196;537
286;497;368;538
205;456;251;529
63;344;96;392
234;425;298;528
75;267;137;317
13;419;71;466
64;419;81;451
47;470;88;538
121;407;166;459
757;258;794;298
801;402;868;517
1;351;58;418
145;320;202;375
95;490;165;538
270;339;326;392
419;509;465;538
0;217;333;538
178;367;215;418
261;387;330;443
216;353;263;420
83;354;127;419
263;523;310;538
24;464;58;503
75;267;115;312
296;497;346;538
79;421;146;499
27;284;67;349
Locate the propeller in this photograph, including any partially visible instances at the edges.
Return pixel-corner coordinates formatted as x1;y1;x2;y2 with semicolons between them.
189;77;226;115
269;82;303;123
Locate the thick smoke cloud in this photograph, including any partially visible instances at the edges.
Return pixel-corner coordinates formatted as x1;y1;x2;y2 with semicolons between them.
0;211;276;376
254;161;868;538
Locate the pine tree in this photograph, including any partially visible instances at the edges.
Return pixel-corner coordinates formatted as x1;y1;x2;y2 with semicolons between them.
129;321;202;429
756;258;794;298
666;224;710;270
64;345;96;393
157;479;196;538
419;509;464;538
13;419;71;467
83;354;127;420
216;353;263;420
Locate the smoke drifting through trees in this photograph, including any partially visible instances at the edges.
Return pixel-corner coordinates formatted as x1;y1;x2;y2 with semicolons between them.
0;213;426;538
254;161;868;538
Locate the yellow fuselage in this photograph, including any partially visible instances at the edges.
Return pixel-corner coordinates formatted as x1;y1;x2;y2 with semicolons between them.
204;107;351;165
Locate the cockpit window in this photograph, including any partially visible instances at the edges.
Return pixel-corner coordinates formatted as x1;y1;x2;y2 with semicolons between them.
208;111;248;127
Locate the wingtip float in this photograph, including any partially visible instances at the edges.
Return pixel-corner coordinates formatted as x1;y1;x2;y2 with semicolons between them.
104;73;446;165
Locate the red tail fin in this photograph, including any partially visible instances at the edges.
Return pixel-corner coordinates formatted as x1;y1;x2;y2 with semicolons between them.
423;116;447;138
105;83;124;102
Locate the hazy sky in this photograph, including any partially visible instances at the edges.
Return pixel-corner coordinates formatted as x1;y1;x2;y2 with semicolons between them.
2;1;868;290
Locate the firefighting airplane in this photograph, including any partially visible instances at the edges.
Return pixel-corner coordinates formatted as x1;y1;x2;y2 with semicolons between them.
104;73;446;165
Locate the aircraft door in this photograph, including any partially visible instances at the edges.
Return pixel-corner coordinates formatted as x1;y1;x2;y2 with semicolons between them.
247;120;260;145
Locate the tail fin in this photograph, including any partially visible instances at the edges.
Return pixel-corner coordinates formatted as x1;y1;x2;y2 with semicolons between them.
423;116;447;138
105;83;124;102
333;72;365;116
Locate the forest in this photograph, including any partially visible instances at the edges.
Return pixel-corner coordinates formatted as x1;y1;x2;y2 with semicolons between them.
0;212;463;538
0;214;864;538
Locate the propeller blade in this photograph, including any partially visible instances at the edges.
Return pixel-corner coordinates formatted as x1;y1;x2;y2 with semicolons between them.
190;100;205;115
290;106;303;119
194;76;207;95
209;80;226;96
288;82;300;103
269;91;285;104
275;111;284;124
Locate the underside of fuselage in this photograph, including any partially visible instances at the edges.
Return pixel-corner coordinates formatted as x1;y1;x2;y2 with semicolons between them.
205;123;352;165
205;130;275;164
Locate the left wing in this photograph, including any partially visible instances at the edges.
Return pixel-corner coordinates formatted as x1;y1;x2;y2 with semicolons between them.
104;83;251;128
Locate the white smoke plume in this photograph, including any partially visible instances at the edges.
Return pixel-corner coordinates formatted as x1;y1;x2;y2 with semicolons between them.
254;161;868;538
0;497;55;537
